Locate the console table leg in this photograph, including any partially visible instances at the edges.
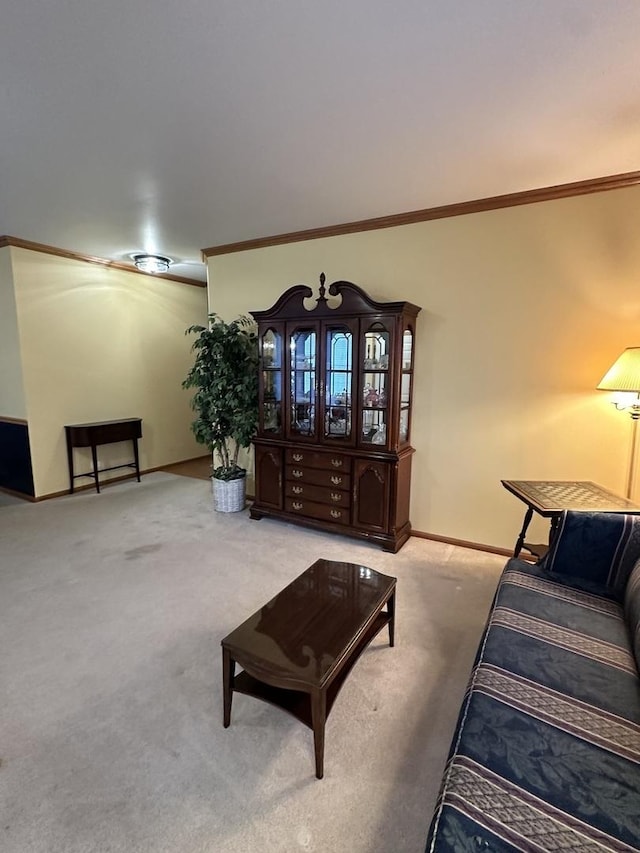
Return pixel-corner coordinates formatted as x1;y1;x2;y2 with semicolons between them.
132;437;141;482
311;689;326;779
91;443;100;494
66;437;75;494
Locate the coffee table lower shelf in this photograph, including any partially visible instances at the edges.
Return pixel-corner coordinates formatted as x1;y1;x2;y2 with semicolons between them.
233;611;390;728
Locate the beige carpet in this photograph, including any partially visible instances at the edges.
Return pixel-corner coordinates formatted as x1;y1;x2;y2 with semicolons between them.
0;472;505;853
0;489;28;507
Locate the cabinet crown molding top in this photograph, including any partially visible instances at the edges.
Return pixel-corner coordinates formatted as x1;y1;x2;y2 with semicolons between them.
250;274;421;323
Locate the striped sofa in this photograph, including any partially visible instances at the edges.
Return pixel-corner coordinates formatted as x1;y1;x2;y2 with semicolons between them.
426;511;640;852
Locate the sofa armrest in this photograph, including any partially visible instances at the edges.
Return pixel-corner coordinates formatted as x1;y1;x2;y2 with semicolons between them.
539;510;640;599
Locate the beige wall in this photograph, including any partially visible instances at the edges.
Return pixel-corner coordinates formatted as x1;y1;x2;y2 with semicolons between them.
11;248;208;496
0;246;27;419
207;184;640;550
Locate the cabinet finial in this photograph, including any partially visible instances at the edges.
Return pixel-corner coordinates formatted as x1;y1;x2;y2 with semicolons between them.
318;272;327;303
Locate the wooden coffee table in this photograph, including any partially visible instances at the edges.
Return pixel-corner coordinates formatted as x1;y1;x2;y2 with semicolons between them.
221;559;396;779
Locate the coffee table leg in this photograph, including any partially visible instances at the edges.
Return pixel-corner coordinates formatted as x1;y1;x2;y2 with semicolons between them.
222;647;235;728
311;689;326;779
387;590;395;648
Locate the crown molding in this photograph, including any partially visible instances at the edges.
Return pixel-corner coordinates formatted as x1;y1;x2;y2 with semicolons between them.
0;236;205;287
202;169;640;258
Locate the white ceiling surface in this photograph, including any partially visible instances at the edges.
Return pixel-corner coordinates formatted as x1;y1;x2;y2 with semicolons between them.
1;2;640;283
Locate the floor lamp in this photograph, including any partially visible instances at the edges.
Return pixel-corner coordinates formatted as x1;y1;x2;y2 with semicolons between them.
597;347;640;499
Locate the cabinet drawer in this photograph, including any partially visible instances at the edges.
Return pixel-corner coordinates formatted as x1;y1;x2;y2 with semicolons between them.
285;481;349;505
285;448;348;471
285;465;351;490
285;497;350;525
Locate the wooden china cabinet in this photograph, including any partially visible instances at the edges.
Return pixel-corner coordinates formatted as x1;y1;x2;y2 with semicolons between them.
249;274;421;552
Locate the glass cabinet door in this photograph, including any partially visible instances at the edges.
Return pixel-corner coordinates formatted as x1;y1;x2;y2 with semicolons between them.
399;328;414;442
323;325;354;441
361;322;390;447
289;327;317;439
260;328;283;434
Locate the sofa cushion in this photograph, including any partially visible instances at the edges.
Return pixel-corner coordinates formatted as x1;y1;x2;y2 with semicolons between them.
496;562;639;716
539;511;640;599
625;559;640;670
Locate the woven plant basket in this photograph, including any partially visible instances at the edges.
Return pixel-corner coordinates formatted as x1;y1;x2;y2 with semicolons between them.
212;475;246;513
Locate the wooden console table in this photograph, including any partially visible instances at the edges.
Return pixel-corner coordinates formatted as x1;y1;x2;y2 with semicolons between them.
65;418;142;494
501;479;640;558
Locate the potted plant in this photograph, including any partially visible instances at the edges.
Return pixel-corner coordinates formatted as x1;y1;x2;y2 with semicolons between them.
183;313;259;512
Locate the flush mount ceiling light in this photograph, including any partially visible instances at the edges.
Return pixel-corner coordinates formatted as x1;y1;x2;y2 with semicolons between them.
132;253;172;274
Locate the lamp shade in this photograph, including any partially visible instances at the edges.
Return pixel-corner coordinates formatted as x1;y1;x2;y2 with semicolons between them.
597;347;640;392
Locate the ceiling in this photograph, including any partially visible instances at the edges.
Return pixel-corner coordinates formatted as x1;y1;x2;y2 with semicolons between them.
1;1;640;284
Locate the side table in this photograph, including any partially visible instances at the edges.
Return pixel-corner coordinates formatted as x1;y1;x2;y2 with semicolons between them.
65;418;142;494
501;479;640;558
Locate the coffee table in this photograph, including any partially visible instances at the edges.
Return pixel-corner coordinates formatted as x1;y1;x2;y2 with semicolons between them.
221;559;396;779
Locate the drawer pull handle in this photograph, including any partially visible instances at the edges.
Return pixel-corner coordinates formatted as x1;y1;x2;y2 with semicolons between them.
330;509;342;519
292;469;303;478
330;476;343;485
293;453;303;462
330;492;342;502
292;501;303;511
292;485;303;495
331;458;343;468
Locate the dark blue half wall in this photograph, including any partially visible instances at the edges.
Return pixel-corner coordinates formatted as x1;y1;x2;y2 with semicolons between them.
0;419;35;497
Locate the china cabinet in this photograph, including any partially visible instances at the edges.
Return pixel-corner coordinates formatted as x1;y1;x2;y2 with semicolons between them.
250;274;421;552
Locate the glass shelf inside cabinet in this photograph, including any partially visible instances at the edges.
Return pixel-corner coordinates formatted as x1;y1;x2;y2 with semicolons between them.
290;328;317;437
261;328;282;434
402;329;413;370
262;327;282;369
325;327;353;440
362;324;390;446
399;329;413;442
